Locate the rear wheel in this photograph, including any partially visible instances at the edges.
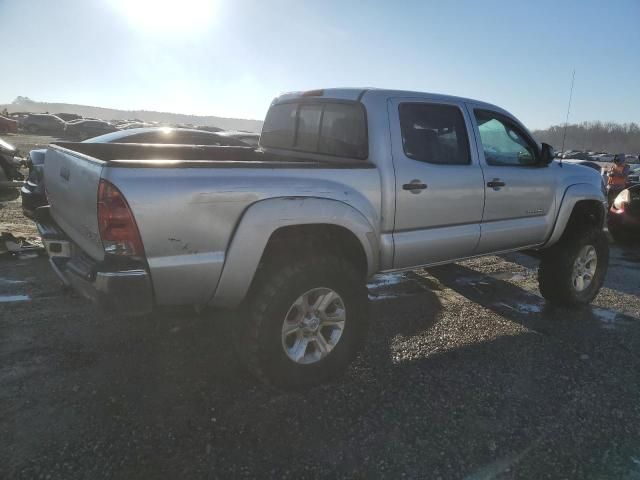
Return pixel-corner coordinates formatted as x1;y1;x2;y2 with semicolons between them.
538;227;609;306
234;253;368;390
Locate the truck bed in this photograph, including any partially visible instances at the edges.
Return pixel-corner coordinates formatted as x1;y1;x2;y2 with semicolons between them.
51;142;376;169
43;142;382;308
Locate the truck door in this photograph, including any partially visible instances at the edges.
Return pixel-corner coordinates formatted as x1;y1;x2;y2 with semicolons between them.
467;107;557;254
389;98;485;269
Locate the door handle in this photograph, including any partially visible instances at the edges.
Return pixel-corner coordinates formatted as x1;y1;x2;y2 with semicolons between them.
487;179;506;188
403;180;428;192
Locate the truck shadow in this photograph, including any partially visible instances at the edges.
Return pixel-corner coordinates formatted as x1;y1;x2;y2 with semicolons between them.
7;258;640;478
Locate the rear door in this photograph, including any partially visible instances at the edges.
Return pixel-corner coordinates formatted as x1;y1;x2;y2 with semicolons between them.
468;107;557;254
389;98;485;268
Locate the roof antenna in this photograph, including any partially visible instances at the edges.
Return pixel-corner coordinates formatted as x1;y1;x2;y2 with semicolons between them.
559;69;576;168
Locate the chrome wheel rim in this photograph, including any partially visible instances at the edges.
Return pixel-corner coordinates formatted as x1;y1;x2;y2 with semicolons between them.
572;245;597;292
281;287;346;365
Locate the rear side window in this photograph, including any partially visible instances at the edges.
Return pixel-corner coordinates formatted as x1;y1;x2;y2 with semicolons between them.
399;103;470;165
261;101;368;159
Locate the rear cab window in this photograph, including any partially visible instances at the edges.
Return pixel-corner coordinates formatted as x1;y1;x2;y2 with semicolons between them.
261;100;368;159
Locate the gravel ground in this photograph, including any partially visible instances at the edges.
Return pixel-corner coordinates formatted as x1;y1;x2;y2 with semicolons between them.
1;140;640;478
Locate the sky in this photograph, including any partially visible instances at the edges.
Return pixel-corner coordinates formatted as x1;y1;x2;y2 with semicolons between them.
1;0;639;129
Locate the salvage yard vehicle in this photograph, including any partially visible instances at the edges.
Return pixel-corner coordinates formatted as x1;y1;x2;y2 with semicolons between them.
0;114;19;134
20;113;66;135
63;119;117;140
0;138;23;183
36;88;609;389
608;185;640;244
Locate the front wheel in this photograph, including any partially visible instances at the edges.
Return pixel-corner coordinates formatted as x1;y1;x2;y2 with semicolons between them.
538;228;609;306
234;254;368;390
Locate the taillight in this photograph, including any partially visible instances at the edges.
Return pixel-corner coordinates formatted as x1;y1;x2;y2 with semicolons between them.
97;179;144;257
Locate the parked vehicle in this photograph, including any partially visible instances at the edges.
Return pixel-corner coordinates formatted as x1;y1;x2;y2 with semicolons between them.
0;115;19;134
36;88;609;389
562;159;602;173
55;113;83;122
608;185;640;244
20;113;66;135
21;128;248;217
627;165;640;187
0;138;23;183
63;119;117;140
195;125;224;133
215;130;261;147
84;127;250;146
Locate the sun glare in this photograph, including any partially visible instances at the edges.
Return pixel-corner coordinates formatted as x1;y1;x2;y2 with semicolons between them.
111;0;217;33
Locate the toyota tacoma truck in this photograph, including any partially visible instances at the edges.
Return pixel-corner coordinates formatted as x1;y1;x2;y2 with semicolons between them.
36;88;609;389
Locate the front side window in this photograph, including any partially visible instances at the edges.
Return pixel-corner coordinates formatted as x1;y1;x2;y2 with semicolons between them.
261;101;367;159
474;110;537;166
399;103;470;165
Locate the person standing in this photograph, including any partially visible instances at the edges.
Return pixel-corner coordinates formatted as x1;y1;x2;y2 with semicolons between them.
607;154;630;205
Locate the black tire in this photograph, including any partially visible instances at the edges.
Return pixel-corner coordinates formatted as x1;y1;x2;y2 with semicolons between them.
234;253;368;390
538;227;609;306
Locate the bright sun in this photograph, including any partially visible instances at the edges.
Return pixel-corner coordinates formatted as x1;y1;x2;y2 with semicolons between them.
111;0;217;33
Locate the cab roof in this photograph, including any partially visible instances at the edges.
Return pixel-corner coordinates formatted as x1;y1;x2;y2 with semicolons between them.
273;87;502;111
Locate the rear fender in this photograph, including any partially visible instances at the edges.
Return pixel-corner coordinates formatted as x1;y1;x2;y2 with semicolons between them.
209;197;379;308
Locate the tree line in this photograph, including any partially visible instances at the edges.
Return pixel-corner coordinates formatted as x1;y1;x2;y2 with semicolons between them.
533;121;640;154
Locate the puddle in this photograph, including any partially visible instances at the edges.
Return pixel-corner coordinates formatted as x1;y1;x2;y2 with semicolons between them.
0;278;27;287
367;272;428;301
368;292;417;302
0;295;31;303
489;271;530;282
367;272;408;290
592;307;638;330
494;301;544;314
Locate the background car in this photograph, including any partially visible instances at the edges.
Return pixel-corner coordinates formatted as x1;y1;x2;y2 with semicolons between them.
19;113;66;135
63;119;117;140
84;127;251;146
563;159;602;173
21;127;251;217
0;115;19;134
627;164;640;188
0;137;23;183
608;185;640;244
214;130;261;147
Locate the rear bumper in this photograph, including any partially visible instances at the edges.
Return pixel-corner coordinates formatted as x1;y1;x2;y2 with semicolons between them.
608;209;640;232
35;206;153;315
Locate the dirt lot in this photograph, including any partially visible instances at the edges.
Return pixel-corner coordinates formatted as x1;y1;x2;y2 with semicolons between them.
1;137;640;479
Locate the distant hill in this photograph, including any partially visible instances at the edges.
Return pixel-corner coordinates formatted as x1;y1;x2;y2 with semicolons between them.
533;121;640;154
1;96;263;133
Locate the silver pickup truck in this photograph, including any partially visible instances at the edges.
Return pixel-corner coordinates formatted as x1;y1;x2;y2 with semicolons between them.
37;88;608;389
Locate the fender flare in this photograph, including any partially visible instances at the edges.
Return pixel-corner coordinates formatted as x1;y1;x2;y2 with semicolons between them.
209;197;380;308
544;183;607;247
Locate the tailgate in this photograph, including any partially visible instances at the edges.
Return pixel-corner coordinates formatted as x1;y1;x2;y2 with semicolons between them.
44;146;105;261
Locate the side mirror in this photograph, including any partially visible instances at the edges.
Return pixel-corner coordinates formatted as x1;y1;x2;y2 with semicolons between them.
540;143;554;165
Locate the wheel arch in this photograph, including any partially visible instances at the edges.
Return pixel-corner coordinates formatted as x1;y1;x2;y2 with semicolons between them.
543;183;606;248
209;197;379;308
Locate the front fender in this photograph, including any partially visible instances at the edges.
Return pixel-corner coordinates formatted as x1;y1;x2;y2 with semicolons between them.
209;197;379;308
543;183;607;248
